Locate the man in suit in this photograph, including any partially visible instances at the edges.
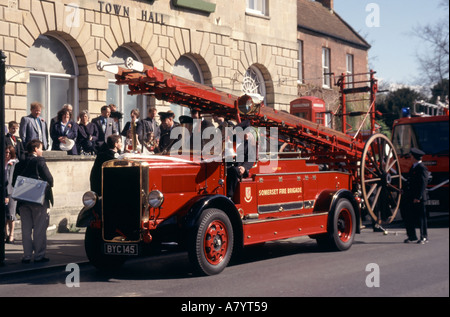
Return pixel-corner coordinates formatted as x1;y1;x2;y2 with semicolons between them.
91;105;118;151
403;148;429;244
5;121;25;161
19;102;49;150
12;140;54;263
142;107;160;150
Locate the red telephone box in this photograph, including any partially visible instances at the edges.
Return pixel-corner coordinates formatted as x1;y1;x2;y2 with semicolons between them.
290;97;328;127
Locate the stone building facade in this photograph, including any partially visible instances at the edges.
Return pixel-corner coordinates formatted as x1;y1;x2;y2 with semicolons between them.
1;0;299;125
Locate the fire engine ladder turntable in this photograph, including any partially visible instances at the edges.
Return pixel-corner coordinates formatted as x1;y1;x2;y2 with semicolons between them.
97;58;402;224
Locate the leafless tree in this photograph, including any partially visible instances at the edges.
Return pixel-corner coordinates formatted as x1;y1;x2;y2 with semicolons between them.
413;0;449;84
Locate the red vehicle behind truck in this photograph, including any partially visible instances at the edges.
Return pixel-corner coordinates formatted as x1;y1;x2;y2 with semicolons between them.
392;101;449;211
77;62;402;275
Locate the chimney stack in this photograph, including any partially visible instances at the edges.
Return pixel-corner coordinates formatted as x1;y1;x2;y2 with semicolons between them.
317;0;334;10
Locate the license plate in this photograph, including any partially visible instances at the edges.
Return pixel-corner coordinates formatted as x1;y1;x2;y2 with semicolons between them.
104;243;138;256
426;200;440;206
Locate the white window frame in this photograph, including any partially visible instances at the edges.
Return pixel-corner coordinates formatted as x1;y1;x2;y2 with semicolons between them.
297;40;304;84
322;47;331;88
346;54;354;88
246;0;268;16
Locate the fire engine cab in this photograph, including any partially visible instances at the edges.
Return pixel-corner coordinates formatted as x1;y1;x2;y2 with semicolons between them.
392;99;449;211
77;60;403;275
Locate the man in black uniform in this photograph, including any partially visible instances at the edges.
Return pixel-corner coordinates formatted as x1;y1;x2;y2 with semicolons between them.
403;148;429;244
89;135;122;195
158;110;180;154
226;121;256;200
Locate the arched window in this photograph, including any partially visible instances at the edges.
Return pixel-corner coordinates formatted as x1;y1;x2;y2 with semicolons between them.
171;55;204;119
106;47;146;129
26;34;78;124
242;65;266;104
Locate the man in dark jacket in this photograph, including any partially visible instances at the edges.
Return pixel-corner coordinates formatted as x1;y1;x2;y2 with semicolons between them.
12;140;54;263
91;105;118;151
89;135;122;195
403;148;429;244
226;121;256;200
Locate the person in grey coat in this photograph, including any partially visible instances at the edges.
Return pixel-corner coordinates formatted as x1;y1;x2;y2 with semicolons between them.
91;105;118;152
19;102;49;150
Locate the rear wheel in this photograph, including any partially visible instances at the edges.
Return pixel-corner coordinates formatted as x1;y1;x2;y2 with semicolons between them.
317;198;356;251
188;208;234;276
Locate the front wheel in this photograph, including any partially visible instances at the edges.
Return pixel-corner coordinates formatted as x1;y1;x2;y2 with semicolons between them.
188;208;234;276
84;226;127;271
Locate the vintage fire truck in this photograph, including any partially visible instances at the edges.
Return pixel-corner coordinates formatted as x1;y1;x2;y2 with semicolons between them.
392;100;449;211
77;58;403;275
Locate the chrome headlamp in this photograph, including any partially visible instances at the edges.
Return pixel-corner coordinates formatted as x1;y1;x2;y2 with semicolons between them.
148;190;164;208
82;191;98;209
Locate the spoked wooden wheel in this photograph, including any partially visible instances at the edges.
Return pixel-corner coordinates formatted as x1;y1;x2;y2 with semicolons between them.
361;133;402;224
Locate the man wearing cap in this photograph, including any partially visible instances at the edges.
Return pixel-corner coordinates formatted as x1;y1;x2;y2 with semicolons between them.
403;148;429;244
158;110;180;153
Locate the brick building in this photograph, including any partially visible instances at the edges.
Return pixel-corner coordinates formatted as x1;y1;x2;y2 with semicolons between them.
297;0;371;111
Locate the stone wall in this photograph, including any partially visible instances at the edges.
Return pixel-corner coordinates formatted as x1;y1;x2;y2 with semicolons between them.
44;152;95;229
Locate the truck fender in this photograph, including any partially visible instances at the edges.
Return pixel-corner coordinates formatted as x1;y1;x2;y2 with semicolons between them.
314;189;361;234
183;195;244;250
76;199;101;228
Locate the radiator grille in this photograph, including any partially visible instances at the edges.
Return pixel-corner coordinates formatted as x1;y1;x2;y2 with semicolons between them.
102;166;141;242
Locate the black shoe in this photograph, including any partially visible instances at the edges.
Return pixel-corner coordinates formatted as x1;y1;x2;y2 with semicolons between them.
21;258;31;264
34;257;50;263
417;238;428;244
404;238;416;243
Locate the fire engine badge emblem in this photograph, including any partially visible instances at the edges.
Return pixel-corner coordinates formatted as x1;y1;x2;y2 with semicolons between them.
244;187;252;203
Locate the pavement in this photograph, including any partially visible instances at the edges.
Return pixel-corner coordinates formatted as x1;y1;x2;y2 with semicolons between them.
0;229;88;277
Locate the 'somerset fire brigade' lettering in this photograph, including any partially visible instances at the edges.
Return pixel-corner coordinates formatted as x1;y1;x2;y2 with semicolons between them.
259;187;302;196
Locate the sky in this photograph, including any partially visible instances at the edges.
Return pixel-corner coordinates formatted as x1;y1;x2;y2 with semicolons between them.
334;0;449;86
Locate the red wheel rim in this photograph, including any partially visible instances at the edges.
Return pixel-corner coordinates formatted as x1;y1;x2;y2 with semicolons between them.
337;209;353;243
203;220;228;265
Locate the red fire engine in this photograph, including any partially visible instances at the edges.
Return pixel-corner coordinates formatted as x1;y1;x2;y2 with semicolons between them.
77;59;403;275
392;100;449;211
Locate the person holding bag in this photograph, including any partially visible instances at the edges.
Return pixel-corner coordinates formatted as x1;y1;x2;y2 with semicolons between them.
12;140;54;263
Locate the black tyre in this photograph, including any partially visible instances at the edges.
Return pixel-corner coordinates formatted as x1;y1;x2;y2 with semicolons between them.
188;208;234;276
317;198;356;251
